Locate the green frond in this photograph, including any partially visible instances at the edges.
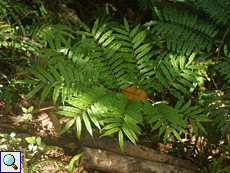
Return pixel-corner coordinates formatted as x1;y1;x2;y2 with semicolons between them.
56;86;107;136
151;6;218;55
16;48;99;104
214;59;230;90
143;101;187;142
201;91;230;139
190;0;230;24
75;18;159;91
29;21;74;50
137;0;152;11
176;99;212;135
57;87;143;151
153;53;205;100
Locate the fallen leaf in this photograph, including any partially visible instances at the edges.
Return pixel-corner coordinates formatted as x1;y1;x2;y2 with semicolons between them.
49;112;62;133
63;142;76;149
38;112;50;127
121;87;148;101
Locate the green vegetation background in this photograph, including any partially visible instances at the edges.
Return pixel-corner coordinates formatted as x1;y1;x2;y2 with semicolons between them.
0;0;230;172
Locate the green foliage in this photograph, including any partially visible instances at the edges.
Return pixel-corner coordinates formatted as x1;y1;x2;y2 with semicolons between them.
144;99;211;143
214;45;230;89
16;16;214;151
68;152;84;172
137;0;152;11
154;53;207;100
25;136;46;152
199;153;230;173
146;6;218;56
190;0;230;25
0;0;74;71
2;0;230;171
0;20;74;57
22;106;34;128
0;132;22;151
3;1;229;166
0;79;17;101
201;90;230;139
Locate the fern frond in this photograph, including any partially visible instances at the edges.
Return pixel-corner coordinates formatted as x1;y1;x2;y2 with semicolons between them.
190;0;230;25
100;94;143;149
201;91;230;139
29;22;74;49
137;0;152;11
57;86;143;151
57;86;107;137
154;53;205;100
214;45;230;90
75;18;159;92
16;48;98;105
151;6;218;55
177;99;212;135
143;101;188;143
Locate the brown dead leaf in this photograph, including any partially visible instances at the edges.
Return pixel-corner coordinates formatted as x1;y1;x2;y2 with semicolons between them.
49;112;62;133
63;142;76;149
121;87;148;101
38;112;50;127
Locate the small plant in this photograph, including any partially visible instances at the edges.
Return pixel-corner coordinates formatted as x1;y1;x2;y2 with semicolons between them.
0;79;18;113
0;132;22;151
0;80;17;101
22;106;34;128
25;136;46;152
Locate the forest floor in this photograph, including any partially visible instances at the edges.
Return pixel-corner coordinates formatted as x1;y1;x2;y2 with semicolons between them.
0;93;190;173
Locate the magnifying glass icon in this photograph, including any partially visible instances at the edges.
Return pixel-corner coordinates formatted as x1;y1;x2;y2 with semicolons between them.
3;154;18;170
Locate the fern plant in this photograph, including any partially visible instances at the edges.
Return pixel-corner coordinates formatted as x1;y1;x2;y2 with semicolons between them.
14;14;215;152
150;0;230;140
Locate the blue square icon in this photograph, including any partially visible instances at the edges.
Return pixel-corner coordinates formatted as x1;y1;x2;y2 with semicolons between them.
0;151;21;173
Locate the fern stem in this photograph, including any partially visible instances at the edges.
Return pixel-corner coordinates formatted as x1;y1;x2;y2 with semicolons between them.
99;45;121;92
11;10;33;27
147;98;154;104
162;77;176;100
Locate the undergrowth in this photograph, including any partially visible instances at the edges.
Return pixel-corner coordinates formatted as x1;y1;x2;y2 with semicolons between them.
1;0;230;172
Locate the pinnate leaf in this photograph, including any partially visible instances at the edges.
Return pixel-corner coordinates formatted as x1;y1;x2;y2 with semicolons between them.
58;118;75;136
